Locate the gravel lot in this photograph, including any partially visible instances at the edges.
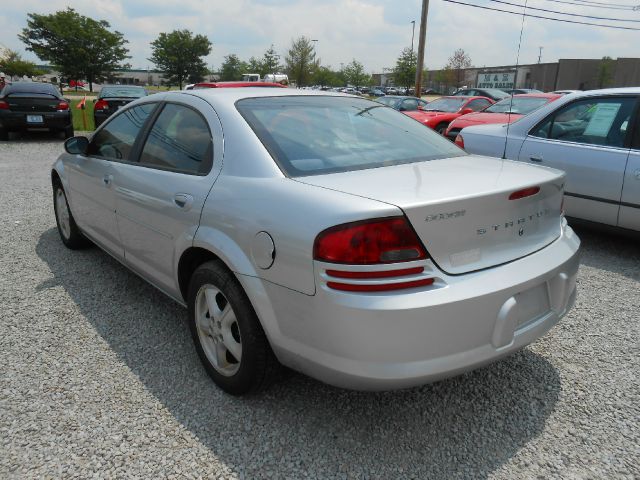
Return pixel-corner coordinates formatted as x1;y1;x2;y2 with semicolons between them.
1;135;638;479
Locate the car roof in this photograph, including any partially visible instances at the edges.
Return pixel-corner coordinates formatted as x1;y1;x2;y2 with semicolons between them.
510;93;562;99
194;81;286;88
580;87;640;95
101;84;145;89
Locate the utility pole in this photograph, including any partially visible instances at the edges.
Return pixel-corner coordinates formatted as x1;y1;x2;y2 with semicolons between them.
410;20;416;55
538;46;543;64
414;0;430;98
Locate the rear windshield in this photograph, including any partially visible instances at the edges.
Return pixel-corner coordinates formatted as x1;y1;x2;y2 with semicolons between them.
236;96;465;177
3;83;60;97
485;96;550;115
100;86;146;98
423;97;466;112
375;96;401;107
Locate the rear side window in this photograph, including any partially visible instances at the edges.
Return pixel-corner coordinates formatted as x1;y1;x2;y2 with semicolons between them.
139;103;213;175
531;97;636;148
236;96;464;177
88;103;156;160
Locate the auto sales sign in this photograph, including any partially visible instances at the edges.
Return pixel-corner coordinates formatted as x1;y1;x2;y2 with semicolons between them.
477;72;515;89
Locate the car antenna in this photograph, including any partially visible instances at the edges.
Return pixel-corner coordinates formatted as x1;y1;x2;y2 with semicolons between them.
503;0;528;159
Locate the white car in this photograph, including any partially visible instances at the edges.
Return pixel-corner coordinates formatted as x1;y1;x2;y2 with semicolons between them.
456;88;640;232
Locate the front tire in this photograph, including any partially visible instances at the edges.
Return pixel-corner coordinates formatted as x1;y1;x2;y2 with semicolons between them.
187;261;280;395
53;183;89;249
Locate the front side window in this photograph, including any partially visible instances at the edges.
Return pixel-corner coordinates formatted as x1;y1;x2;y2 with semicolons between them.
88;103;156;160
236;96;464;177
531;97;636;148
400;98;419;111
466;99;492;111
139;103;213;175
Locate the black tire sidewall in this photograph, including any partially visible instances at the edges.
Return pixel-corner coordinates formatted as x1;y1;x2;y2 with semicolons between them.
53;183;86;249
187;261;273;395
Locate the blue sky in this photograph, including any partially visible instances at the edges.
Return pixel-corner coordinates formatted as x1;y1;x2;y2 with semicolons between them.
1;0;639;73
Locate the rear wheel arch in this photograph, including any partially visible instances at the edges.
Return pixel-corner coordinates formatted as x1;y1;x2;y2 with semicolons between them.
178;247;231;303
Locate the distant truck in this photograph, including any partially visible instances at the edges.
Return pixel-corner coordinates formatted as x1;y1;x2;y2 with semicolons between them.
242;73;289;85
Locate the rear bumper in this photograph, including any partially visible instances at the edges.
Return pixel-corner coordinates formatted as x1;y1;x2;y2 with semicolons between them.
242;223;580;390
0;110;71;131
94;111;111;127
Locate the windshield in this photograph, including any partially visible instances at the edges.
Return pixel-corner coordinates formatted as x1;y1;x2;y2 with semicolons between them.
485;96;550;114
99;87;146;98
375;96;401;107
423;97;466;112
237;96;465;177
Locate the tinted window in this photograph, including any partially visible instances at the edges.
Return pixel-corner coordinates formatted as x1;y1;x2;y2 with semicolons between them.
3;82;60;97
531;97;636;148
236;96;464;177
486;96;550;114
139;104;212;175
99;86;147;99
88;103;156;160
400;98;419;111
467;99;492;111
424;97;467;112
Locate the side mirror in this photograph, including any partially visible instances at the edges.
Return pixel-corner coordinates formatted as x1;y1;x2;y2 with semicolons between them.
417;105;425;111
460;108;473;115
64;136;89;155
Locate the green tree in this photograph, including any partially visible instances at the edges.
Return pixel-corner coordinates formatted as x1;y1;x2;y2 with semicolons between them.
285;36;317;87
313;66;339;87
219;54;248;81
597;56;615;88
262;45;281;77
393;48;417;91
149;29;211;89
246;56;263;75
343;59;369;88
19;8;130;91
0;50;43;79
446;48;472;88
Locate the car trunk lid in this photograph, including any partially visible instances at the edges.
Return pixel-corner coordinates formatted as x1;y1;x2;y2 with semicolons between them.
5;94;62;112
296;156;565;274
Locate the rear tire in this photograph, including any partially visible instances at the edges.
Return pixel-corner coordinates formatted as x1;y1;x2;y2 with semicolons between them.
187;261;280;395
435;123;448;135
53;183;89;249
63;124;74;139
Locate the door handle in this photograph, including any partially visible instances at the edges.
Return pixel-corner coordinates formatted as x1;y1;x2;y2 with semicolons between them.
174;193;194;210
529;156;543;163
103;174;113;186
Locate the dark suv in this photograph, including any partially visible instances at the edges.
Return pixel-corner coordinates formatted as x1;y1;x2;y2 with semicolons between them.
0;82;73;140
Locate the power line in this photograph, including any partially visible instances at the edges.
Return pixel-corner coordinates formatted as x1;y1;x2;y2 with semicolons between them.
542;0;640;11
442;0;640;30
489;0;640;22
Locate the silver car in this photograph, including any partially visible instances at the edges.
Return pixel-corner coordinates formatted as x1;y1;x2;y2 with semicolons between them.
52;89;580;395
456;88;640;233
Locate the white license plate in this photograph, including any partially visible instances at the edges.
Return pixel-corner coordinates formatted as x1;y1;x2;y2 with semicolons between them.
26;115;43;123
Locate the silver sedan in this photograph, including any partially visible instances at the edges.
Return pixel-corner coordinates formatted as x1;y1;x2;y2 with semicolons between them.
455;87;640;233
51;88;580;395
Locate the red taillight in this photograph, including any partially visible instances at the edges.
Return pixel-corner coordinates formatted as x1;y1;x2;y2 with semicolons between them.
56;101;69;111
0;101;9;110
327;278;434;292
94;100;109;110
326;267;424;279
454;134;464;149
314;217;427;265
508;186;540;200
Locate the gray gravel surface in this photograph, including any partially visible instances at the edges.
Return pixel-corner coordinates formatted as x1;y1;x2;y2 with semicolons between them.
1;135;639;479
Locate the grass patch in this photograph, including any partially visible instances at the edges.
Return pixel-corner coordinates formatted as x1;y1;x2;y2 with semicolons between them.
70;99;95;132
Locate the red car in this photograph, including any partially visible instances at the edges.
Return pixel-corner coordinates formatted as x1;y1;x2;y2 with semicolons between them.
404;96;494;134
445;93;562;141
191;81;287;89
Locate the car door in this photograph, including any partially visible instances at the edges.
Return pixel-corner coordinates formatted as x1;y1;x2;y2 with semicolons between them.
66;103;157;256
112;97;223;298
619;112;640;230
517;95;637;226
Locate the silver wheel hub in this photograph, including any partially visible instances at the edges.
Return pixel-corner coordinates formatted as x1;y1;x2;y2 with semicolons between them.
55;188;71;239
195;284;242;377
